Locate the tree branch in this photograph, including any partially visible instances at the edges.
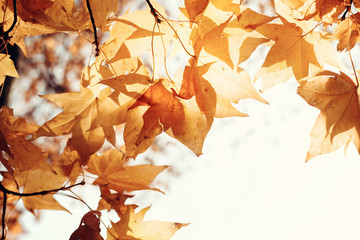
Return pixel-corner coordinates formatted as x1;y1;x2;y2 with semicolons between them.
146;0;162;23
85;0;99;56
3;0;17;41
0;180;85;239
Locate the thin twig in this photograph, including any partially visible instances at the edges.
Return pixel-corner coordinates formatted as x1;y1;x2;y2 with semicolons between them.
0;181;85;197
340;0;353;21
1;191;6;240
85;0;99;56
146;0;162;23
3;0;17;41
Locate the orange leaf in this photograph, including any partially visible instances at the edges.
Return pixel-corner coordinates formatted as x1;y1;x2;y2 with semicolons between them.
185;0;209;22
297;0;349;23
333;13;360;51
298;70;360;161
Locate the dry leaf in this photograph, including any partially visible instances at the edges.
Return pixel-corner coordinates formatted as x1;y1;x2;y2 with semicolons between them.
108;206;188;240
298;70;360;160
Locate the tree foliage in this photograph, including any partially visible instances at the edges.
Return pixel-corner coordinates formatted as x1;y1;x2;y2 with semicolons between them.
0;0;359;239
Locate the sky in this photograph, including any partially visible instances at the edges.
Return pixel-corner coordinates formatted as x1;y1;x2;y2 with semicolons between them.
15;0;360;240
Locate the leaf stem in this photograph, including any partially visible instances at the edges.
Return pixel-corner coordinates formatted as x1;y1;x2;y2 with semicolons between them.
85;0;99;56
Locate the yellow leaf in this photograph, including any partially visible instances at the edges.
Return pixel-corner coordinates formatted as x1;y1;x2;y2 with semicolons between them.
15;169;69;215
333;13;360;51
87;0;118;29
0;107;50;173
87;149;167;192
298;70;360;161
0;54;19;86
33;87;123;162
109;206;188;240
255;15;342;91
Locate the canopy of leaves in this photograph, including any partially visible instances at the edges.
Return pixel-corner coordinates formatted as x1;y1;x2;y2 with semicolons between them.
1;0;360;239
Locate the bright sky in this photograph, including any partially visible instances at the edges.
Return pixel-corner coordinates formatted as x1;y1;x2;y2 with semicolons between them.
16;1;360;240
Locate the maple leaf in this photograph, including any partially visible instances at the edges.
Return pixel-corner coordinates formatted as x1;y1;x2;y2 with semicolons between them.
297;0;350;23
125;77;214;157
15;169;69;215
297;70;360;161
88;0;118;30
33;58;150;162
69;211;103;240
97;186;136;217
108;206;188;240
255;14;342;91
14;0;90;31
0;107;51;173
185;0;209;22
32;87;119;163
209;0;240;12
229;5;277;30
333;13;360;51
0;0;89;55
86;149;167;192
0;54;19;86
111;1;173;77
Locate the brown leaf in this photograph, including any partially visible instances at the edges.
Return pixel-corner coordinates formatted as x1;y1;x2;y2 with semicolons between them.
69;211;103;240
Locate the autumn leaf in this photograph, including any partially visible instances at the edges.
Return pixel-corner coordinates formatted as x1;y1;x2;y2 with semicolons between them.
97;186;136;217
0;54;19;86
108;206;188;240
15;0;90;31
88;0;118;30
32;87;117;162
185;0;209;22
69;211;103;240
111;1;173;77
0;107;50;173
87;149;167;192
333;13;360;51
255;14;342;91
15;169;69;215
209;0;240;12
298;70;360;161
129;81;185;147
297;0;350;23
